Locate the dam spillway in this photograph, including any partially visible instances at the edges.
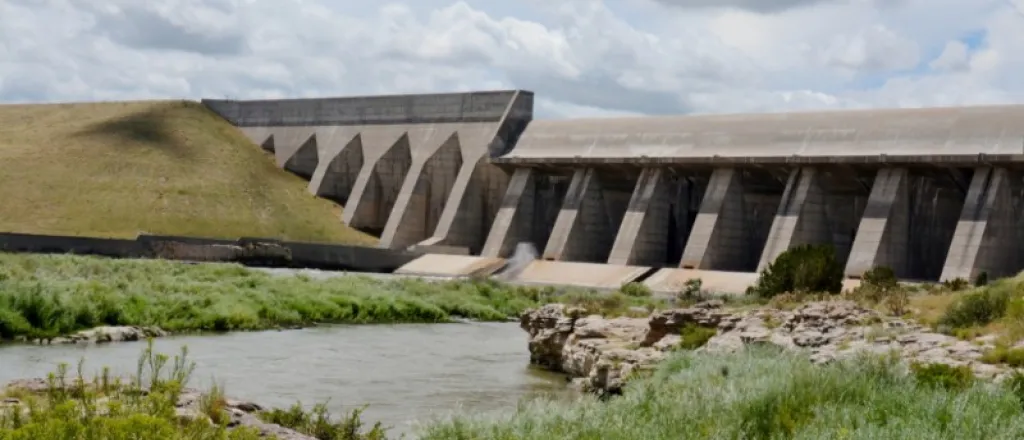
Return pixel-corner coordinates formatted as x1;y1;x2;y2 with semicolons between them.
202;91;1024;292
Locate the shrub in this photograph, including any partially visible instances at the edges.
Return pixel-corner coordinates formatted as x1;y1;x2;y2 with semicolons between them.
677;324;717;350
259;402;388;440
676;278;704;302
1004;371;1024;409
980;345;1024;367
938;284;1015;330
885;288;910;317
861;266;899;291
749;244;843;299
910;362;974;391
976;272;990;287
619;282;652;298
943;277;970;292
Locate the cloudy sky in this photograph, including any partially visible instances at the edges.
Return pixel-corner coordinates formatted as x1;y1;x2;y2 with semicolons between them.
2;0;1023;118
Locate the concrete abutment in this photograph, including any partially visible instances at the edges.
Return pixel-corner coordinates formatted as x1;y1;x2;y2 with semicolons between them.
541;168;637;263
309;131;364;206
846;167;972;281
680;167;786;272
379;130;463;250
607;167;709;267
480;168;572;258
344;132;413;235
758;166;874;271
941;167;1024;282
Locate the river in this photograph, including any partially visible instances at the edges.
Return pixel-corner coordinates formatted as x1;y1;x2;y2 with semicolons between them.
0;321;574;437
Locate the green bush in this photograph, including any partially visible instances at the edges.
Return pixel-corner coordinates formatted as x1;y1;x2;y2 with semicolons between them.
259;403;387;440
1004;371;1024;409
861;266;899;291
677;324;717;350
676;278;704;302
981;345;1024;367
849;265;903;305
619;282;651;298
938;283;1015;330
748;244;843;299
976;272;990;287
910;362;974;391
943;277;971;292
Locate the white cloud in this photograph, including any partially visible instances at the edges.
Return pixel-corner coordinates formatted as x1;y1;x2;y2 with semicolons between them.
0;0;1022;117
930;41;969;72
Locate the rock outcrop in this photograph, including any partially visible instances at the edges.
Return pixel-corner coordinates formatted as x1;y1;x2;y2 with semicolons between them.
520;300;1010;395
31;325;168;345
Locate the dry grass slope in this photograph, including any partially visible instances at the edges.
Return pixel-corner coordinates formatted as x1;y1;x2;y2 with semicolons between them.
0;100;375;244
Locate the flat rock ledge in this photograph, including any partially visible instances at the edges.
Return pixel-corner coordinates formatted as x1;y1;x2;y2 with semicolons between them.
520;300;1014;395
26;325;169;345
1;378;315;440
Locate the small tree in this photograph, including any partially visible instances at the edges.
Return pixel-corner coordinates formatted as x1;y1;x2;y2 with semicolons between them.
749;244;844;299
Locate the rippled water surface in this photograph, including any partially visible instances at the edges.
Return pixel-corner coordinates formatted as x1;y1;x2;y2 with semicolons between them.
0;322;572;436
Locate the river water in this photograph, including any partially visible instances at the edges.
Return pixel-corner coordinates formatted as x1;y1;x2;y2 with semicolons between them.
0;322;573;437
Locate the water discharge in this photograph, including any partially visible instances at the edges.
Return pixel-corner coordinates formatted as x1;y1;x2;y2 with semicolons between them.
497;242;539;280
0;322;573;437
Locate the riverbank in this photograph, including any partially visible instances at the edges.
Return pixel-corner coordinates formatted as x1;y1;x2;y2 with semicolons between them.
418;284;1024;438
519;299;1016;395
420;346;1024;439
512;268;1024;395
0;342;386;440
0;252;667;342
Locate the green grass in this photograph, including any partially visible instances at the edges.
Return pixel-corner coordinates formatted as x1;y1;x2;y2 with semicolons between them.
0;253;666;341
0;341;385;440
0;100;375;244
420;348;1024;440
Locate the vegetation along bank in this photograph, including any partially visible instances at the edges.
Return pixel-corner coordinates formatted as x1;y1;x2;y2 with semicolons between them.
0;252;666;342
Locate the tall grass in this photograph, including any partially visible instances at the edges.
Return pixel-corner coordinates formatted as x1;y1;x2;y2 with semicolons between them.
0;253;665;340
0;341;386;440
420;348;1024;439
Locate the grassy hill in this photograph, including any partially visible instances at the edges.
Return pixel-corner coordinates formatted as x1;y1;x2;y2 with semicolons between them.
0;100;375;245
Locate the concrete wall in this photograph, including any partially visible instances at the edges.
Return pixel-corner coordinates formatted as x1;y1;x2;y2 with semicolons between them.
0;233;420;272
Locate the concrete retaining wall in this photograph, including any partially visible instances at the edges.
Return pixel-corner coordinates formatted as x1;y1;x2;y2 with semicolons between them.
0;233;420;273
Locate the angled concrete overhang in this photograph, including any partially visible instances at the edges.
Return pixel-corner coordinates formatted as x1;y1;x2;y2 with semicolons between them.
494;104;1024;166
202;90;532;127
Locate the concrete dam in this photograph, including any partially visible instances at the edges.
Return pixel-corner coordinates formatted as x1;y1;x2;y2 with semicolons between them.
202;90;1024;293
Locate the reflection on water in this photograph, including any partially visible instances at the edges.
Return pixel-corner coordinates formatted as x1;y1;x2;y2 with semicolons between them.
0;322;575;436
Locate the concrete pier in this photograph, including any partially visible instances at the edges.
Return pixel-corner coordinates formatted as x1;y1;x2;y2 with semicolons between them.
206;93;1024;289
607;168;672;267
679;168;784;272
941;167;1024;281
